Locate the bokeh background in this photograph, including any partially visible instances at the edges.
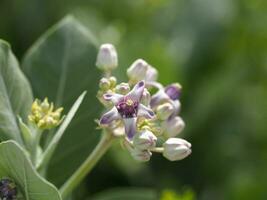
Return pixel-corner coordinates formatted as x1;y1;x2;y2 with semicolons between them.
1;0;267;199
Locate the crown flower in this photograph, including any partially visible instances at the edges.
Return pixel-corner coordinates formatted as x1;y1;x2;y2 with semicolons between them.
100;81;155;139
96;43;191;162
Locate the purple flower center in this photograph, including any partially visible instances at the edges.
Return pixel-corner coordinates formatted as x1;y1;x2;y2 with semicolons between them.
116;97;139;118
165;85;180;100
0;179;17;200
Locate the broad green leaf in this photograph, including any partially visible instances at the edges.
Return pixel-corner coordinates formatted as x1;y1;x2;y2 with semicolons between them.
0;40;33;144
0;140;61;200
38;91;87;170
90;188;157;200
22;16;101;186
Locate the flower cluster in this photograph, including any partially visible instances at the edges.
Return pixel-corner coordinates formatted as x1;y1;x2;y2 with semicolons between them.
96;44;191;162
28;98;63;130
0;178;17;200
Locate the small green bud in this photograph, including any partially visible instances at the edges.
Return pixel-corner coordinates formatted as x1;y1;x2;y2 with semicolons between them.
109;76;117;88
28;98;63;130
115;82;130;94
99;78;111;91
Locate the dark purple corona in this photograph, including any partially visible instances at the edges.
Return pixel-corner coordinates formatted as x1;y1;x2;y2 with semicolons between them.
116;98;139;118
0;178;17;200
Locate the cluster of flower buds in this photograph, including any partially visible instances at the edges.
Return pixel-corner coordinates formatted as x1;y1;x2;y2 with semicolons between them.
28;98;63;130
0;178;17;200
96;43;191;162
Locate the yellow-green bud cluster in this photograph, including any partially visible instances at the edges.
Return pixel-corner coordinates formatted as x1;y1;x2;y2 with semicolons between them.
28;98;63;130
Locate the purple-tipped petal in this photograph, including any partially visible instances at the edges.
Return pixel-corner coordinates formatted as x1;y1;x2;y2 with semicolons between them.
100;107;121;125
123;118;137;139
138;104;155;119
165;84;181;100
103;93;123;104
127;81;145;102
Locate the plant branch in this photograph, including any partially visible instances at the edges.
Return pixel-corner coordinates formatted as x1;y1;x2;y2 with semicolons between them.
60;131;114;199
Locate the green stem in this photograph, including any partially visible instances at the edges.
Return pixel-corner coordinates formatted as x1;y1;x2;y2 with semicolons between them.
31;129;42;166
60;132;114;199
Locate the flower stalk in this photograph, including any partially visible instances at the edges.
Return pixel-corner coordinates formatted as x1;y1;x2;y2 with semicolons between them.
60;131;115;199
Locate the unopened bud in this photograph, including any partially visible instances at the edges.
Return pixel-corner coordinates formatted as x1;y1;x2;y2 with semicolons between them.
96;43;118;71
141;88;151;106
115;82;130;94
145;65;158;82
0;178;17;200
157;102;175;120
164;83;182;100
130;148;152;162
163;138;191;161
109;76;117;88
99;78;110;91
28;98;63;130
127;59;148;83
133;130;157;150
162;116;185;137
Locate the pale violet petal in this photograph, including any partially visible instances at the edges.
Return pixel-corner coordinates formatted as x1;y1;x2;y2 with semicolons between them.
123;118;137;139
127;81;145;102
100;107;121;125
103;93;123;104
137;104;155;119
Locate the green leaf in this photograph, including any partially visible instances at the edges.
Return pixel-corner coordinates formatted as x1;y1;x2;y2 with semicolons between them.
22;16;101;186
0;40;33;144
18;116;34;151
90;188;157;200
0;140;62;200
38;91;87;170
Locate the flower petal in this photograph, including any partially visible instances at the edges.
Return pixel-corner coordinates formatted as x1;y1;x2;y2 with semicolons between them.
150;90;169;108
137;104;155;119
103;93;123;104
100;107;121;125
123;118;137;139
127;81;145;102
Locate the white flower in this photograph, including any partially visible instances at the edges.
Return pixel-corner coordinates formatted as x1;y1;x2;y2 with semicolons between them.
100;81;155;139
151;83;182;108
133;130;157;150
127;59;149;83
163;138;191;161
156;102;176;120
162;116;185;137
141;88;151;106
130;148;152;162
96;43;118;71
145;65;158;82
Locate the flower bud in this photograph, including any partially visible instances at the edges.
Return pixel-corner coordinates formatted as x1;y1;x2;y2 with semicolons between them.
133;130;157;150
127;59;148;83
164;83;182;100
130;148;152;162
28;98;63;130
99;78;110;91
141;88;151;106
96;43;118;71
115;82;130;94
109;76;117;88
163;138;191;161
0;178;17;200
162;116;185;137
145;65;158;82
156;102;175;120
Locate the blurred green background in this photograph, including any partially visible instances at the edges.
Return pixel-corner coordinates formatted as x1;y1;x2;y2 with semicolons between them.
1;0;267;199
